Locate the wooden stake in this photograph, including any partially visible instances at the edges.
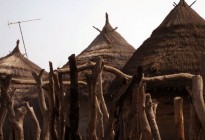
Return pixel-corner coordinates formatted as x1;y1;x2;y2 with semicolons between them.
32;70;50;140
137;84;152;140
68;54;81;140
24;102;41;140
191;75;205;131
174;97;185;140
145;94;161;140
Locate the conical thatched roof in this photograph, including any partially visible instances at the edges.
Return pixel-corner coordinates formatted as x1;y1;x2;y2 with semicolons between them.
0;40;48;80
109;0;205;91
64;13;135;69
76;13;135;69
0;40;48;105
63;13;135;92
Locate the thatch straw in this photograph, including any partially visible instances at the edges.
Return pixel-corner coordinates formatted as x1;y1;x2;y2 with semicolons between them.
109;0;205;92
63;13;135;92
0;40;48;105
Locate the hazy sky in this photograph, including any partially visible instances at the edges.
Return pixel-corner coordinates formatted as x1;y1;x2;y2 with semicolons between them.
1;0;205;71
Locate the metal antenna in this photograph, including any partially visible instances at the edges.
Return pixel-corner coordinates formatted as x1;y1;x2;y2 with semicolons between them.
8;18;41;58
190;0;197;7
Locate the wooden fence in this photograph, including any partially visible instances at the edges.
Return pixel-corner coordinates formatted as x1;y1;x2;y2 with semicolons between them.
0;54;205;140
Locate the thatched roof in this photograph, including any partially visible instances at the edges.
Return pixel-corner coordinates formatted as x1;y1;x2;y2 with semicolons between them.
64;13;135;69
0;40;48;80
75;13;135;69
63;13;135;92
109;0;205;91
0;40;48;105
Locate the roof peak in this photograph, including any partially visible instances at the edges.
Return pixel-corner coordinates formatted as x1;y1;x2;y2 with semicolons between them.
155;0;205;29
101;12;114;33
11;40;21;54
105;12;109;24
178;0;186;6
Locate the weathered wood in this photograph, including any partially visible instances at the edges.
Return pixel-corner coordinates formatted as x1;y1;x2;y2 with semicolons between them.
200;55;205;95
96;64;105;140
32;70;50;140
174;97;185;140
11;78;87;87
143;73;193;82
0;108;7;140
96;61;109;132
86;58;104;140
48;61;58;140
191;75;205;131
152;99;159;117
114;66;143;140
24;102;41;140
189;103;201;140
67;54;81;140
58;73;65;140
57;62;132;80
0;75;12;140
13;106;27;140
137;84;152;140
96;97;104;140
145;94;161;140
105;79;131;140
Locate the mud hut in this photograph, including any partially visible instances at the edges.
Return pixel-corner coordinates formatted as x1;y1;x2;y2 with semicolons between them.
108;0;205;139
63;13;135;93
0;40;48;139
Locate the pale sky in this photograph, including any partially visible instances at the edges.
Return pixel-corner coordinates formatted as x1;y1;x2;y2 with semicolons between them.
1;0;205;71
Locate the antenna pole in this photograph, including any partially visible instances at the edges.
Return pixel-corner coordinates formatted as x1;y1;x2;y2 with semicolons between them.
8;18;41;58
18;22;28;58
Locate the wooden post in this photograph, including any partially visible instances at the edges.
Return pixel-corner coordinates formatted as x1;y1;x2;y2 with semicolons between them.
67;54;81;140
137;83;152;140
24;102;41;140
0;78;9;140
48;62;58;140
174;97;185;140
96;65;109;130
105;66;143;140
189;103;201;140
13;106;27;140
200;55;205;96
0;75;12;140
86;57;104;140
58;73;65;140
191;75;205;131
145;94;161;140
32;70;50;140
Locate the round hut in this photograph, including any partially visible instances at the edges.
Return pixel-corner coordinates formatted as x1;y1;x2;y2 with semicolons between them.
63;13;135;93
108;0;205;139
62;13;135;135
109;0;205;92
0;40;48;103
0;40;48;139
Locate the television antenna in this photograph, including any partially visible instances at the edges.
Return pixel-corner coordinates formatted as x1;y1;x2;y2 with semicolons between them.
8;18;41;58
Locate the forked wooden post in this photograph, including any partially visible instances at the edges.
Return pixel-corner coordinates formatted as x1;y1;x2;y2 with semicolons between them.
137;83;152;140
24;102;41;140
174;97;185;140
191;75;205;131
145;94;161;140
86;57;104;140
13;106;27;140
32;70;50;140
